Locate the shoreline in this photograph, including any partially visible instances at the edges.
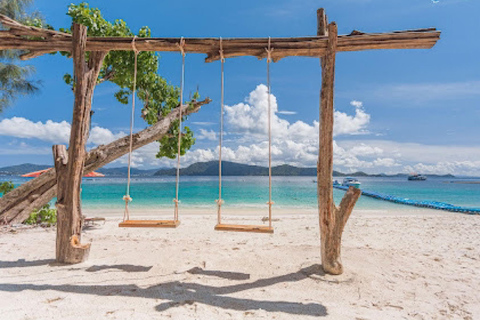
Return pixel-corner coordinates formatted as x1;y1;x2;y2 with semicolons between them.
1;209;478;319
82;207;450;218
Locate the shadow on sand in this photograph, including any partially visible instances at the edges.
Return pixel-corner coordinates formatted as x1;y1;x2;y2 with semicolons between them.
86;264;153;273
0;259;56;268
0;264;328;316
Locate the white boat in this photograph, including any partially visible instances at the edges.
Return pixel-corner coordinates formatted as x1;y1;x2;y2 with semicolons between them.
342;177;361;188
408;173;427;181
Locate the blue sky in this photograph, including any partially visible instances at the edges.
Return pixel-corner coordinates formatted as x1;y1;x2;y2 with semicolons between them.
0;0;479;175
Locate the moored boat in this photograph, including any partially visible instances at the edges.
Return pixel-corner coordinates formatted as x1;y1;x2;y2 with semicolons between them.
408;173;427;181
342;177;361;188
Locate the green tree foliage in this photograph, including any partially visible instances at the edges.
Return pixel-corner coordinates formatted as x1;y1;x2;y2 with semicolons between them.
24;203;56;226
0;181;15;195
60;3;197;159
0;0;41;112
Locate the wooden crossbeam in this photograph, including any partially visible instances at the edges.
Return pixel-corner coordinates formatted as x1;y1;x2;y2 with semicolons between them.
0;14;440;62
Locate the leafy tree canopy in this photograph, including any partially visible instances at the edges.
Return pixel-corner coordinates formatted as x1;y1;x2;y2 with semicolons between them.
0;0;41;112
60;3;197;159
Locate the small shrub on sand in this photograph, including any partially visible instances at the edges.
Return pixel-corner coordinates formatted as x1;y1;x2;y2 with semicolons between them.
24;204;57;226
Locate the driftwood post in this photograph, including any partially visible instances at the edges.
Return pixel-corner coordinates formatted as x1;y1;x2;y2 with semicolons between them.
317;10;362;275
53;23;107;264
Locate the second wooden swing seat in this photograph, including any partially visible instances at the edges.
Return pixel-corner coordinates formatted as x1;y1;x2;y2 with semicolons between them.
118;38;185;229
214;38;274;234
119;219;180;228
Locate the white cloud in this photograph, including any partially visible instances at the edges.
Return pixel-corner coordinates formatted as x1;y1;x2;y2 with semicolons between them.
0;117;70;144
224;84;369;139
277;110;297;115
0;117;125;146
333;101;370;136
373;158;401;167
197;129;217;141
88;126;125;145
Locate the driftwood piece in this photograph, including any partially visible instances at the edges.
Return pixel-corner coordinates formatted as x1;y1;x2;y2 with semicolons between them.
0;99;210;225
54;24;107;264
0;13;441;62
317;21;362;275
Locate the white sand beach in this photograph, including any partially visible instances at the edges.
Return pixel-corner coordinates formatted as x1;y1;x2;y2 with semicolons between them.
0;208;479;319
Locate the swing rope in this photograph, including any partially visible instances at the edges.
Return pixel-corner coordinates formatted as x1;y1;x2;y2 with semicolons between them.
216;37;225;224
123;36;140;222
173;37;186;222
216;37;274;228
266;37;274;228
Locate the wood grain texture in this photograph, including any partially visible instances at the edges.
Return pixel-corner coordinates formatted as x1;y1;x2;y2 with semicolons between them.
0;14;440;62
214;224;274;234
119;220;180;228
53;24;107;264
317;22;361;275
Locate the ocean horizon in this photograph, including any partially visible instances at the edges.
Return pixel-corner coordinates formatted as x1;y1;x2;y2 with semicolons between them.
2;176;479;211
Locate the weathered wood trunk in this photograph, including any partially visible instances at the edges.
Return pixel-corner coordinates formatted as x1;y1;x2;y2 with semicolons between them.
0;98;210;225
54;145;90;263
53;23;107;264
317;18;362;275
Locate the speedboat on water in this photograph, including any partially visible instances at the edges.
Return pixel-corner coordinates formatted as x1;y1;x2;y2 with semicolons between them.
342;177;361;188
408;173;427;181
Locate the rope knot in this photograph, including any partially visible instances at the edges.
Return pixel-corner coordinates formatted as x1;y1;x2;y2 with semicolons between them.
177;37;186;57
219;37;225;62
215;199;225;206
123;195;132;202
131;35;139;55
173;199;180;204
265;36;274;62
266;201;275;206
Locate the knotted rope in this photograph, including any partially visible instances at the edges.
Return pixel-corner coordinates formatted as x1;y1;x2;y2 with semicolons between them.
266;37;274;228
216;37;225;224
123;36;139;222
173;37;186;222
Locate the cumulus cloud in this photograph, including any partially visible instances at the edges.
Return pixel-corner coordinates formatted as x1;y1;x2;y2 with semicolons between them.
0;117;125;146
333;101;370;136
0;117;70;144
197;129;217;141
224;84;369;139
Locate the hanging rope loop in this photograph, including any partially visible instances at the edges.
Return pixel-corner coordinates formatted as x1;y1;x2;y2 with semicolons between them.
216;37;225;224
132;35;139;55
219;37;225;62
177;37;186;57
265;37;274;62
266;36;273;228
173;37;186;222
122;35;141;222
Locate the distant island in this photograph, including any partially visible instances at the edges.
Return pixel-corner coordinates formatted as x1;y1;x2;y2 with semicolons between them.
153;161;455;178
0;161;456;178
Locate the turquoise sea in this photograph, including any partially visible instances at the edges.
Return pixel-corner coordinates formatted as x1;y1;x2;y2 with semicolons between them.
2;176;480;211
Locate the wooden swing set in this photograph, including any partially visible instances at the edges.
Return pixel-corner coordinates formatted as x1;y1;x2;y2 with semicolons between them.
0;8;440;274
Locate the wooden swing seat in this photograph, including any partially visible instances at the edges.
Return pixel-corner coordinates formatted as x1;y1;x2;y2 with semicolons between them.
119;220;180;228
214;224;274;234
